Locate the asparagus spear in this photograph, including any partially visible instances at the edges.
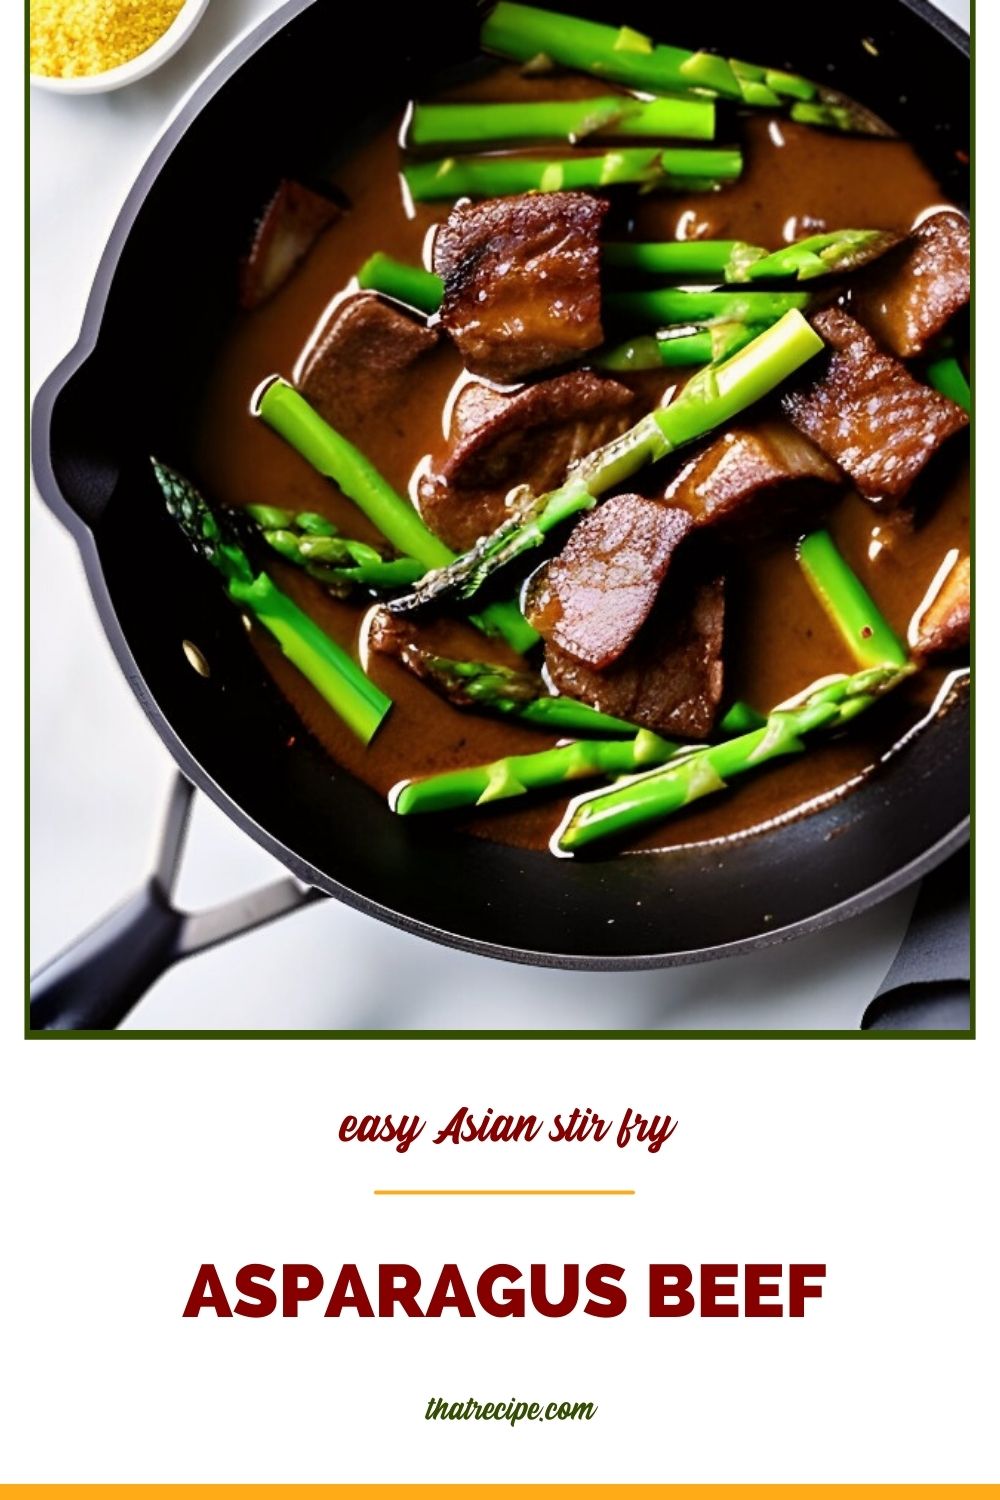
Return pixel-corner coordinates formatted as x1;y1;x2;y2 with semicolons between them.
481;3;888;132
604;229;899;282
740;229;900;281
359;231;896;322
554;665;911;852
797;530;908;670
357;252;443;314
393;728;678;814
595;322;768;371
926;355;971;413
152;461;391;745
480;1;816;105
257;379;453;569
719;700;767;734
603;240;742;277
372;620;640;734
238;505;424;597
404;146;742;201
729;56;814;103
389;309;825;611
409;95;715;147
605;286;810;328
255;379;538;654
790;101;862;131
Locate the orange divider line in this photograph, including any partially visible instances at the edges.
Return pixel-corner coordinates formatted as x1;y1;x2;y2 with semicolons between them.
3;1484;998;1496
373;1188;635;1196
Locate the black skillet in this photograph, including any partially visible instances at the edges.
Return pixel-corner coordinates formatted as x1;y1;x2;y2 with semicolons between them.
30;0;970;1028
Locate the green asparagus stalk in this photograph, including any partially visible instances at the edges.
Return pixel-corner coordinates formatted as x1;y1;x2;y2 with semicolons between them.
740;229;900;281
328;558;426;589
729;56;815;104
718;700;767;734
482;1;739;98
256;380;537;654
480;2;816;105
393;727;678;814
374;626;640;735
605;230;899;282
403;147;742;201
594;321;767;371
357;252;443;314
926;355;971;412
649;309;824;440
554;665;911;852
238;505;424;597
257;380;453;569
605;286;810;328
790;101;861;131
152;461;391;745
360;231;895;323
603;240;742;276
409;95;715;147
797;530;908;670
389;309;824;611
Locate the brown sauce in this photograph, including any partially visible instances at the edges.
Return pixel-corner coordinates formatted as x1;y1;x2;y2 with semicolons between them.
195;67;969;856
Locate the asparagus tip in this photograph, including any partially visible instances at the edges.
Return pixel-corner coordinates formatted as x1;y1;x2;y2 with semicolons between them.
251;372;287;417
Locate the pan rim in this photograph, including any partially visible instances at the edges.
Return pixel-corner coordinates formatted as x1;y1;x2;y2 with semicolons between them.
30;0;971;972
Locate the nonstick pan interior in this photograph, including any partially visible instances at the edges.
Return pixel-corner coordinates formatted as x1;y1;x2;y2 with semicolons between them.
33;0;970;968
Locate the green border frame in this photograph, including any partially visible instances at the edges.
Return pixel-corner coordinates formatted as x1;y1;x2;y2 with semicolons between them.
24;0;974;1043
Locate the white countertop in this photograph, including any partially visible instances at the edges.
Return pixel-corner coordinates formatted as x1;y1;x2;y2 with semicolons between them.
29;0;968;1030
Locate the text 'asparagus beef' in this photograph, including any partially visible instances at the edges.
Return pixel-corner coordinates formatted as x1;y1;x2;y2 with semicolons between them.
417;371;638;551
780;307;968;504
433;191;608;381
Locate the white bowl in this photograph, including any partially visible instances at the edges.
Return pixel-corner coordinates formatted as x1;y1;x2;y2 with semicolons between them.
29;0;210;94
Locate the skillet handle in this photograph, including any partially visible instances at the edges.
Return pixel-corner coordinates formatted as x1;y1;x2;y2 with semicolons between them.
32;351;122;533
30;881;185;1031
861;848;970;1031
29;774;322;1032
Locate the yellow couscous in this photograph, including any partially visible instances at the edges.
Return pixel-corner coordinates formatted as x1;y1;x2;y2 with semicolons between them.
30;0;185;78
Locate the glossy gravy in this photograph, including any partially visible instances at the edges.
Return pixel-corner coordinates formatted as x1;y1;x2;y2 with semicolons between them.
196;67;969;855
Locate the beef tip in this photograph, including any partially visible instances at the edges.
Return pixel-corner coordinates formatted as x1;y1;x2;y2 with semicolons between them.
913;555;970;658
239;180;341;310
297;293;439;442
526;495;694;669
851;211;970;358
781;307;968;505
442;372;636;489
417;370;637;552
369;607;422;665
662;418;841;537
544;572;725;740
434;191;608;381
370;608;546;709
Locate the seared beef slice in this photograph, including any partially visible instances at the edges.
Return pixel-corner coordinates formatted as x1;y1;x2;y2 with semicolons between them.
298;293;439;442
914;555;970;658
781;307;968;504
240;180;341;310
527;496;694;669
418;370;636;551
434;191;608;381
852;211;970;358
663;419;841;535
545;571;725;739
